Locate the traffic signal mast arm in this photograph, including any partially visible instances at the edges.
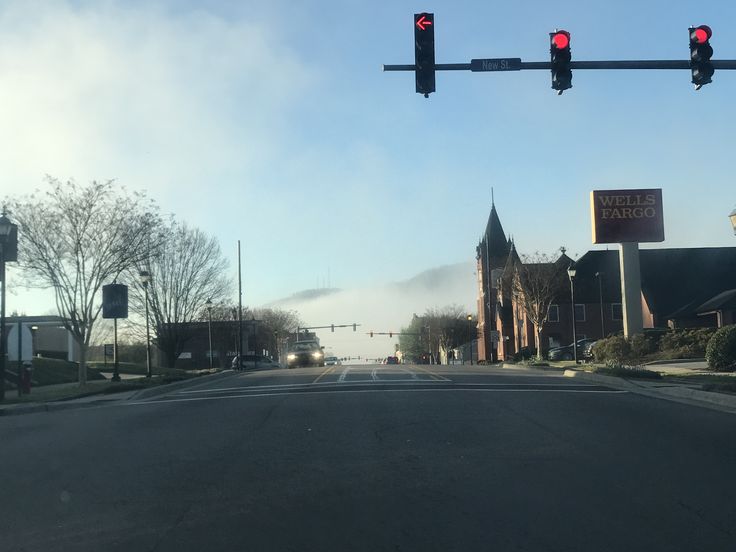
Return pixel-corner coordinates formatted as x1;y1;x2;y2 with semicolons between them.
384;60;736;71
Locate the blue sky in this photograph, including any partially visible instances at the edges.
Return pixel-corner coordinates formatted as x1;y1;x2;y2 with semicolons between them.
2;0;736;316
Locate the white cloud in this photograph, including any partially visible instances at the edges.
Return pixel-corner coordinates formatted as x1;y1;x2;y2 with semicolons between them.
0;1;316;206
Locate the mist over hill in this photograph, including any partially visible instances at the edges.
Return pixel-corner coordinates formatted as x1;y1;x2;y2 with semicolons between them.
263;262;476;359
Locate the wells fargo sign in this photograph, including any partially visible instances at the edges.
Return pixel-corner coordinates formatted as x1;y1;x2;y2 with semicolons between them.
590;188;664;244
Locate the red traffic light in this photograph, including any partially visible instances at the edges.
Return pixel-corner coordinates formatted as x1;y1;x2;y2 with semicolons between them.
551;31;570;50
692;25;712;44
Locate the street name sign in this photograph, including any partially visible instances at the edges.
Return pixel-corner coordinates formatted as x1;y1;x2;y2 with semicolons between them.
590;188;665;244
470;58;522;72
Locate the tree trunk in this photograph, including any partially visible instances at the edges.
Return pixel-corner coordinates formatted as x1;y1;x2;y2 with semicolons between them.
78;342;88;387
534;327;542;361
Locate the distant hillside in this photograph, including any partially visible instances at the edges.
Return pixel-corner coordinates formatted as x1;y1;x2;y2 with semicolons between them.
268;288;341;307
394;262;475;293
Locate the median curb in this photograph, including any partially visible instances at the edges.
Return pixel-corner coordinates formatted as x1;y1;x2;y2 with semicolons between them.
563;369;736;414
501;363;567;373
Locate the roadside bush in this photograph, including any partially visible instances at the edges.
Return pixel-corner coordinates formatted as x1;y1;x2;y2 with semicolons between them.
660;328;716;359
705;325;736;372
592;335;631;363
629;333;658;360
592;361;662;380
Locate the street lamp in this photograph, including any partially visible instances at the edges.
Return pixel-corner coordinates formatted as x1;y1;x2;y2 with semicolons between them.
466;314;474;365
730;207;736;235
139;270;152;378
567;263;579;364
0;210;18;401
205;298;213;370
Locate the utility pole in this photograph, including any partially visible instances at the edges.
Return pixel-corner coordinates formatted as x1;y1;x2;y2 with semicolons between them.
237;240;243;369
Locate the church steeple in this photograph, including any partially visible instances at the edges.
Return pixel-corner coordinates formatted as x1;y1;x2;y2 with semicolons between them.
483;202;510;261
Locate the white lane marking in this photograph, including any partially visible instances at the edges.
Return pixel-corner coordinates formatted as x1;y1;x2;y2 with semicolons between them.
400;368;419;380
175;380;603;395
337;367;351;383
129;388;629;406
371;367;378;381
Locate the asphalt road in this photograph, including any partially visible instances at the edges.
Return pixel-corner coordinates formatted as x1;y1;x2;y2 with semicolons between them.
2;363;735;551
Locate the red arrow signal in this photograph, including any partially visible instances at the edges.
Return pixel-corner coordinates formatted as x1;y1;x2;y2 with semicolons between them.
416;15;432;31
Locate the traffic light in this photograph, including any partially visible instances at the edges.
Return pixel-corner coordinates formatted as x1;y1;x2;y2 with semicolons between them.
690;25;714;89
389;332;393;338
414;13;435;97
353;323;357;332
370;331;374;338
550;30;572;94
331;324;335;333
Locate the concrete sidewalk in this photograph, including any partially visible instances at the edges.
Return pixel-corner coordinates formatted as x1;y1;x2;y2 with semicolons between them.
562;369;736;415
0;370;237;417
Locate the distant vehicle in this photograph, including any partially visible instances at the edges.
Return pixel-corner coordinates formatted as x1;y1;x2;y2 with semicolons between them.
548;339;597;361
324;356;341;366
286;340;325;368
385;356;399;365
231;355;280;370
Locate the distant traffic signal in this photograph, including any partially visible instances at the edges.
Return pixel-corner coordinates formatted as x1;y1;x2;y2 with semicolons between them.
370;331;374;338
389;332;393;338
690;25;714;89
331;324;335;332
550;30;572;94
353;323;357;332
414;13;435;97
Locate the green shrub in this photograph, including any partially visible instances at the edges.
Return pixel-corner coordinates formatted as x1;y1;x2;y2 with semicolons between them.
705;325;736;372
592;361;662;379
592;335;631;363
660;328;716;359
630;333;658;360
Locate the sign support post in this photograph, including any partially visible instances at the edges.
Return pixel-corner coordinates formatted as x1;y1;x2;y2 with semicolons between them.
619;242;644;337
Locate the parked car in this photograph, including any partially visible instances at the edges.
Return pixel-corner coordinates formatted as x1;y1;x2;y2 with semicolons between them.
286;340;325;368
582;340;598;362
231;355;280;370
547;339;597;361
324;356;341;366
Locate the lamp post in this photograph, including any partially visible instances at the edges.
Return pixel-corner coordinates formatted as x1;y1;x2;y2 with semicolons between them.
567;264;579;364
730;207;736;235
205;298;213;370
0;210;19;401
139;270;153;378
595;271;606;339
466;314;474;365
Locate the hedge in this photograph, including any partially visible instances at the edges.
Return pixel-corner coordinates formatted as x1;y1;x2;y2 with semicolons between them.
705;325;736;372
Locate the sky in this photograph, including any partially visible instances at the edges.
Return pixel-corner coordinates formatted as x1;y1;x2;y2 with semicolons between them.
1;0;736;355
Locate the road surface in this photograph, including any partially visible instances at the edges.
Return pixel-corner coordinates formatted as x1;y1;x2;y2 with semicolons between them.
2;364;735;551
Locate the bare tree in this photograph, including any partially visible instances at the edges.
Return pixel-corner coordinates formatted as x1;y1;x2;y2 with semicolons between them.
512;252;568;358
129;222;231;368
11;178;160;384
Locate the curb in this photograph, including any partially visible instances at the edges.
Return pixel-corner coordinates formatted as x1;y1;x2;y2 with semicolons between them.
0;370;238;417
563;369;736;414
129;369;238;400
0;396;129;417
502;363;567;373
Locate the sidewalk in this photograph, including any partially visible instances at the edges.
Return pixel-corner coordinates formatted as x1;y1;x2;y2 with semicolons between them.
0;370;237;417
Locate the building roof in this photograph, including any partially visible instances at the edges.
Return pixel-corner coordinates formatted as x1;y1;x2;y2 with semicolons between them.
481;204;510;262
573;247;736;319
696;289;736;314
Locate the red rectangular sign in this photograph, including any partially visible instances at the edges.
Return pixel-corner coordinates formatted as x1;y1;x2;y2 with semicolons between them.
590;189;665;244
